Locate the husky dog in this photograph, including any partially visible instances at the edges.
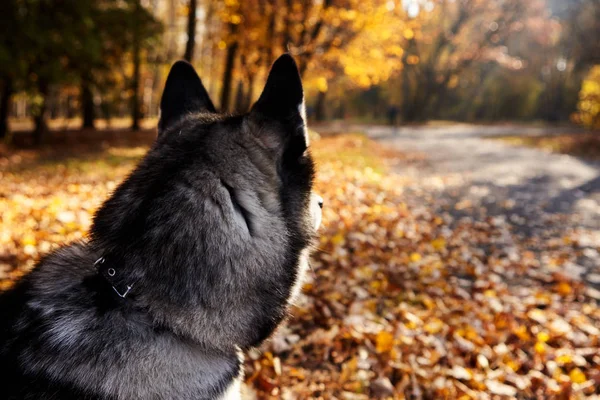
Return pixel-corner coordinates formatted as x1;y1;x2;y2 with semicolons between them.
0;54;322;399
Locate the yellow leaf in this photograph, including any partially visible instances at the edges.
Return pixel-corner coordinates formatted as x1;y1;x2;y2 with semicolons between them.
537;332;550;343
331;233;345;245
21;233;37;246
569;368;586;384
556;354;572;365
410;252;422;262
422;297;435;310
513;325;530;341
375;331;394;353
506;360;520;372
534;342;546;354
370;280;383;291
556;281;572;296
424;318;444;334
431;237;446;251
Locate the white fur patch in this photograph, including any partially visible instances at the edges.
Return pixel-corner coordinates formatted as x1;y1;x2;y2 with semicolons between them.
219;378;242;400
219;348;244;400
290;248;311;303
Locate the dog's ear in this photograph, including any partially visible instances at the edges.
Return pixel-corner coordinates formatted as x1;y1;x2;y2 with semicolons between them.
252;54;304;119
249;54;308;155
159;60;216;134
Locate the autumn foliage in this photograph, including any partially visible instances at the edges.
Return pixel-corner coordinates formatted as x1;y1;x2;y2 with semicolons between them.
2;0;600;138
573;65;600;129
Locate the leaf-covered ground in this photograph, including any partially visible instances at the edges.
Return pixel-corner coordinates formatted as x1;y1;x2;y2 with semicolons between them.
1;132;599;399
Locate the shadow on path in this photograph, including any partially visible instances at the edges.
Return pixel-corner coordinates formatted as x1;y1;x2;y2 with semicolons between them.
364;124;600;291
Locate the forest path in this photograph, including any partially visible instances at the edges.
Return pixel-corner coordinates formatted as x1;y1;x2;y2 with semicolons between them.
364;124;600;292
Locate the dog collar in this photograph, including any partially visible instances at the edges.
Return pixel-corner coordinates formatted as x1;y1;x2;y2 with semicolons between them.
94;256;135;298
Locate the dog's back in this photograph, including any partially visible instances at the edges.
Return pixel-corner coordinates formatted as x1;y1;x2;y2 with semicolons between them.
0;55;321;399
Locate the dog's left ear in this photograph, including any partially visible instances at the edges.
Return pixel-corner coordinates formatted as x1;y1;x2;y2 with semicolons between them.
159;60;216;134
250;54;308;155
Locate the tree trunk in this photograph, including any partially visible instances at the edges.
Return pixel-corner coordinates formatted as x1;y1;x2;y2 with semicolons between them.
203;0;217;97
0;77;13;140
283;0;293;50
131;0;142;130
265;6;276;67
315;90;327;121
234;80;245;113
34;81;49;145
243;74;254;111
183;0;197;62
81;73;95;129
165;0;177;61
219;28;238;112
430;84;449;120
401;68;418;122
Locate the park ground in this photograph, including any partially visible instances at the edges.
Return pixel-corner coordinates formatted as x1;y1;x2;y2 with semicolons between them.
1;123;599;399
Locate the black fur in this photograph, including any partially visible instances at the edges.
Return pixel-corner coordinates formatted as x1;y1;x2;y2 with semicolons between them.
0;54;317;399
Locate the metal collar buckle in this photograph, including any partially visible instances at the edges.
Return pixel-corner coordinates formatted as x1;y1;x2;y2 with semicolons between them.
95;256;134;298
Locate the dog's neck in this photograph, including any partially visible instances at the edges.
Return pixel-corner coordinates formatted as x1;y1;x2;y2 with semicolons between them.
23;242;242;399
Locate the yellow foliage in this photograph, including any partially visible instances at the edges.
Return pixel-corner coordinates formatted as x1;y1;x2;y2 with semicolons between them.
573;65;600;129
321;2;406;89
316;77;328;93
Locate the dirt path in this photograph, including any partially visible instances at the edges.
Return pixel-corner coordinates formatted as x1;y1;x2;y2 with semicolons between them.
364;124;600;292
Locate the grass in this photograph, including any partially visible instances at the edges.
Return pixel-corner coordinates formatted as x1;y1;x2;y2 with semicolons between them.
311;133;389;173
493;132;600;160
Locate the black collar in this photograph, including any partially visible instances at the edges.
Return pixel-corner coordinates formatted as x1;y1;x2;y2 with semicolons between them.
95;256;135;298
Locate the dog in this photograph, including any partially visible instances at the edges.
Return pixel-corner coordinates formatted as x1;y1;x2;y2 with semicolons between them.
0;54;322;399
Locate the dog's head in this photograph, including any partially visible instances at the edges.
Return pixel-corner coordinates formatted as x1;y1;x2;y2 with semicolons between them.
91;55;320;349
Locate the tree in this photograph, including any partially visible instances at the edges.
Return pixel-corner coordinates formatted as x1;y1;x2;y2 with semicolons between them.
213;0;395;113
0;0;22;139
0;0;74;142
572;65;600;129
300;1;406;120
386;0;555;122
131;0;143;130
537;0;600;121
561;0;600;68
184;0;198;62
219;20;239;112
0;0;161;141
129;0;162;130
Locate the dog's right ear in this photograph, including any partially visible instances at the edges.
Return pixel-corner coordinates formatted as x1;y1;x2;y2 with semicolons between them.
158;60;216;134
